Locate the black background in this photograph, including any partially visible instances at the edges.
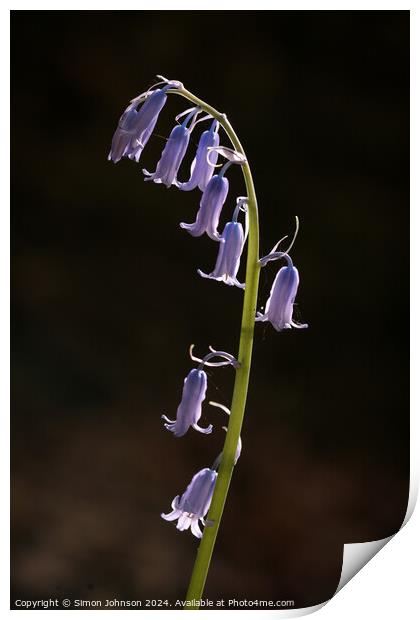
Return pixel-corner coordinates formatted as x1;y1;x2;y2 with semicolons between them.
11;10;409;610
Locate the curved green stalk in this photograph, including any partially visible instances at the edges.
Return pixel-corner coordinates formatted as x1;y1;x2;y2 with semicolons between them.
169;87;261;607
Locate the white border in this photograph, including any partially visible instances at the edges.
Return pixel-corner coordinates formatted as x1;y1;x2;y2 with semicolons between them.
3;4;417;618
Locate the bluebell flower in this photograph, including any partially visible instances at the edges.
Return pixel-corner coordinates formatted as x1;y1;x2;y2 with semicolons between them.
256;253;308;332
180;173;229;241
161;467;217;538
198;198;248;288
180;149;246;241
178;119;220;192
143;107;200;188
108;86;171;164
162;347;239;438
162;368;211;437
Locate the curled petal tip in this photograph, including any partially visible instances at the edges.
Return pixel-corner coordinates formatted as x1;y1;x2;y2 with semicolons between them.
291;321;309;329
207;146;247;165
155;75;184;89
192;346;239;369
209;401;231;415
193;423;213;435
197;268;210;280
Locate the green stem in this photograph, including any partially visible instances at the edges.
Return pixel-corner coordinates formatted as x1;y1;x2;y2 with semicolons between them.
170;87;260;608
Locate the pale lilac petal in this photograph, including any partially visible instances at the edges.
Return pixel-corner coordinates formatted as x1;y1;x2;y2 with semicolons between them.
197;269;224;283
161;495;182;521
176;514;192;531
161;414;176;424
192;422;213;434
190;518;203;539
161;509;182;521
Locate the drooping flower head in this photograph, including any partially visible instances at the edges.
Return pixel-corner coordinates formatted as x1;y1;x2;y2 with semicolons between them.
178;119;220;192
198;197;248;288
108;81;179;164
161;467;217;538
143;107;206;188
162;346;239;437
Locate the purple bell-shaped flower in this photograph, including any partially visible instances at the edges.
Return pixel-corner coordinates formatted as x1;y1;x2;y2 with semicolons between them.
178;119;220;192
180;173;229;241
143;107;202;188
108;85;172;164
162;346;239;438
198;197;248;288
161;467;217;538
256;218;307;332
180;148;246;241
162;368;210;437
256;252;308;332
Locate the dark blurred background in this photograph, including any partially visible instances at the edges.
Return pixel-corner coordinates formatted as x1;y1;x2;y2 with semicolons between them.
11;10;409;610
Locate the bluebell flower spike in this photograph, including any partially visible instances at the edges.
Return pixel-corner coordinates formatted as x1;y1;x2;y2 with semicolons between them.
198;197;249;289
143;107;201;188
161;467;217;538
